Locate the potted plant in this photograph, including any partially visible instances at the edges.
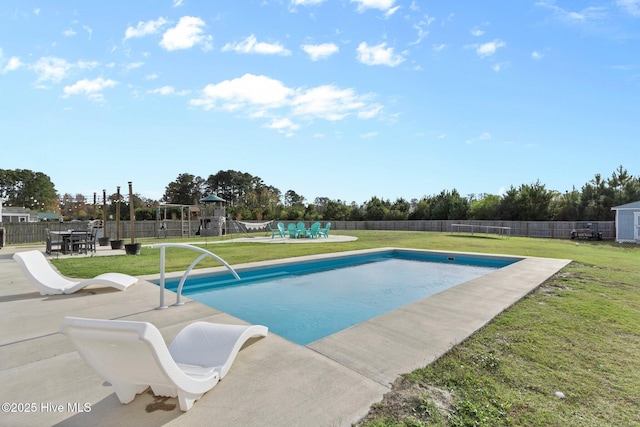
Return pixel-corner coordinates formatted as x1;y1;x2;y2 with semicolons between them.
98;189;111;246
110;186;124;250
124;181;141;255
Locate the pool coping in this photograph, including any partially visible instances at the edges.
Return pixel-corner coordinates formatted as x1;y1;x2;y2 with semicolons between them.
1;246;570;426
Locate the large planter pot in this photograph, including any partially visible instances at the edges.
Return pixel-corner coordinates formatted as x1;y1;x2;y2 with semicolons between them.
98;237;111;246
124;243;142;255
110;239;124;250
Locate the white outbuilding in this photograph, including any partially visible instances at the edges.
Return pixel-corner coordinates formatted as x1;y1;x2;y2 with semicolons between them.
611;201;640;243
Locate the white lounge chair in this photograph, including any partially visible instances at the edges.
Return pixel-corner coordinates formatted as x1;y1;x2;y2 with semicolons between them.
59;317;268;411
13;250;138;295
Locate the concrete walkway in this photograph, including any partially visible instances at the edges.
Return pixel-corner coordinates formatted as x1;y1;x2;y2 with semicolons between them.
0;243;570;426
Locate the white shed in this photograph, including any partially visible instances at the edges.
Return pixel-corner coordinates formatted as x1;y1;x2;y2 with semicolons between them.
611;201;640;243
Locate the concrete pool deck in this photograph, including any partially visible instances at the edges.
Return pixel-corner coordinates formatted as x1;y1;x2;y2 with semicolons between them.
0;244;570;426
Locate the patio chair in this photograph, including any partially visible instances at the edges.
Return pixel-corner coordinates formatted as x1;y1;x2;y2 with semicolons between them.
268;222;286;238
278;222;287;238
297;222;307;237
85;227;99;253
318;222;331;238
88;219;103;230
59;317;268;411
66;230;88;255
13;250;138;295
307;222;321;238
287;223;299;238
45;228;63;255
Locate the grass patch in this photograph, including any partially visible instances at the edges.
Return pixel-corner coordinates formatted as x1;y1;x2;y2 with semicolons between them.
49;231;640;426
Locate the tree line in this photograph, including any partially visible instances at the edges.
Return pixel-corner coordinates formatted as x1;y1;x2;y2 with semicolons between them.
0;169;157;221
1;166;638;222
161;166;639;222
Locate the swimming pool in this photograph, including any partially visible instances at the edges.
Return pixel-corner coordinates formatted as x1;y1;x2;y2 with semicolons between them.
158;249;520;345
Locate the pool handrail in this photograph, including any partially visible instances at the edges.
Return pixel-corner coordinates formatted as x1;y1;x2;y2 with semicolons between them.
151;243;240;309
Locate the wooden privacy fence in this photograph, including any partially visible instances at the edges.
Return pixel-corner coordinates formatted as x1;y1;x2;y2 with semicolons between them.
329;220;615;240
0;221;193;246
0;220;616;246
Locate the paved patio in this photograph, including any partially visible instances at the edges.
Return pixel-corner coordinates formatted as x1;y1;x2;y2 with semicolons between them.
0;242;570;426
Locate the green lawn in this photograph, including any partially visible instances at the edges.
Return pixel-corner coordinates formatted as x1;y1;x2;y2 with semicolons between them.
52;231;640;426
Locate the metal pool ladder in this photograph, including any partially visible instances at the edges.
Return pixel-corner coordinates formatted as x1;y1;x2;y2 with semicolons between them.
152;243;240;309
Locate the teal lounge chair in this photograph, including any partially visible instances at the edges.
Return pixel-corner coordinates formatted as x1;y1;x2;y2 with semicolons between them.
307;222;321;238
268;222;286;238
297;222;307;238
277;222;287;237
318;222;331;238
287;223;299;238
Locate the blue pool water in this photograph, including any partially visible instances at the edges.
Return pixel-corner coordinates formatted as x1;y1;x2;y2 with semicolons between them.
160;250;517;345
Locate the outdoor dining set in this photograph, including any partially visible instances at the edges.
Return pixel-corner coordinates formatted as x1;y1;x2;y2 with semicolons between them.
45;220;102;255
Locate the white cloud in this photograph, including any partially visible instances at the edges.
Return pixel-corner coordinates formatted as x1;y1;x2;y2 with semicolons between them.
432;43;447;52
62;77;118;100
76;60;99;70
190;74;293;111
356;42;405;66
384;6;401;18
222;35;291;55
160;16;212;51
147;85;189;96
265;118;300;136
173;0;184;6
492;62;509;72
123;62;144;71
32;57;73;83
291;0;325;5
63;28;76;37
616;0;640;16
292;85;370;121
351;0;396;12
411;16;435;45
190;73;382;133
148;86;174;95
124;17;168;39
360;131;378;139
465;132;492;144
2;56;22;73
609;64;637;71
475;39;506;58
535;2;607;23
358;104;383;119
301;43;339;60
531;50;544;60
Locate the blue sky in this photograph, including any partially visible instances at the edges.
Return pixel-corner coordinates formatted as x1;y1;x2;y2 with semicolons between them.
1;0;639;205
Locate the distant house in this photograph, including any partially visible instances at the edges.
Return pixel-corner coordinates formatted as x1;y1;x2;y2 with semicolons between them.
0;206;37;223
611;201;640;243
38;212;60;222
